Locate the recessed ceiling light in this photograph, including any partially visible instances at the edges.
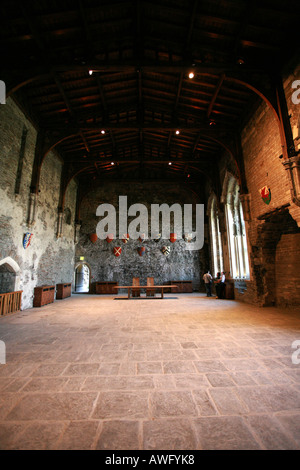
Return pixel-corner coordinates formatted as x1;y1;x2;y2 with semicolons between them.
111;162;115;165
101;129;105;134
188;72;194;79
175;130;180;135
89;70;93;75
168;162;172;165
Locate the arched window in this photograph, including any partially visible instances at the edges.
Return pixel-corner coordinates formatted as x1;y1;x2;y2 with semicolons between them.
209;195;223;277
225;177;250;279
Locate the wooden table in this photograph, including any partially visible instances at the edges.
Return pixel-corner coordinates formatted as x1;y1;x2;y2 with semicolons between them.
114;285;178;299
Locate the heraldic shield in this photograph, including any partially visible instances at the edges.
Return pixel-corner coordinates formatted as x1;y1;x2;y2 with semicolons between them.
184;233;193;242
170;233;177;243
106;233;114;243
259;186;271;205
23;232;33;249
89;233;98;243
161;246;170;256
154;233;161;242
138;246;145;256
139;233;146;243
122;233;129;243
113;246;122;257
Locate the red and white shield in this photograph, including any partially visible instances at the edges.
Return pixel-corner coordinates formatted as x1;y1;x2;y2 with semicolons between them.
106;233;114;243
113;246;122;257
170;233;177;243
139;233;146;243
122;233;129;243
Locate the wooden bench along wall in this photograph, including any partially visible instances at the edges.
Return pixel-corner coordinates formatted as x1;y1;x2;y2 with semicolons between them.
0;291;23;316
95;281;118;294
163;281;193;293
33;285;55;307
56;283;72;299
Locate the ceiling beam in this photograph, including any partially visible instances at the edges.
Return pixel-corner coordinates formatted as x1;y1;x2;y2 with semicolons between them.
207;73;225;119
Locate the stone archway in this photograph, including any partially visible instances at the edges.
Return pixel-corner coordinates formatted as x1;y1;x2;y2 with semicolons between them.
74;262;91;293
0;257;21;293
254;207;300;306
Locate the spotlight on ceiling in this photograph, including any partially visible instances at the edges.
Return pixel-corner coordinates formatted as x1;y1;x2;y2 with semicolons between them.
175;130;180;135
89;70;93;75
188;72;195;79
111;162;115;165
168;162;172;165
101;129;105;134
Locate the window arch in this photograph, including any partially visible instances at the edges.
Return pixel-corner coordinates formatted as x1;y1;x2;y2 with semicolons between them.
225;176;250;279
209;195;224;277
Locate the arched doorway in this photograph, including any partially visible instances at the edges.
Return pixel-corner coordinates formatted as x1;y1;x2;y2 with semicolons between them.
0;257;21;293
74;263;90;293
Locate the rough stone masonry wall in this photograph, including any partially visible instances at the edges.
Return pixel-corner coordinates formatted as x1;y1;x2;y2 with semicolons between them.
76;183;206;291
0;98;77;309
219;66;300;306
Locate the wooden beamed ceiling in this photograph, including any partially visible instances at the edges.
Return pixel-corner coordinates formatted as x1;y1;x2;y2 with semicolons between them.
1;0;299;184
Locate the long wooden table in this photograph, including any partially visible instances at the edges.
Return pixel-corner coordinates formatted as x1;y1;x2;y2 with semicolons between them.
114;285;178;299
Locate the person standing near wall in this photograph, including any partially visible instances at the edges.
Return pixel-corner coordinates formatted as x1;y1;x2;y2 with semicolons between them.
203;270;213;297
215;271;226;299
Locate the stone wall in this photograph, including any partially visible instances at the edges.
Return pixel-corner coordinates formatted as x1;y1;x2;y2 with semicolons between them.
0;98;77;309
76;183;207;291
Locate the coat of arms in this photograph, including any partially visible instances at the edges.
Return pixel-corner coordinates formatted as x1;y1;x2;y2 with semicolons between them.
139;233;146;243
259;186;271;205
170;233;177;243
113;246;122;257
138;246;146;256
106;233;114;243
184;233;193;242
23;232;33;249
122;233;129;243
161;246;170;256
89;233;98;243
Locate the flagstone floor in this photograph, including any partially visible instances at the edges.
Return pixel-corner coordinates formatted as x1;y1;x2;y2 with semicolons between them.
0;293;300;450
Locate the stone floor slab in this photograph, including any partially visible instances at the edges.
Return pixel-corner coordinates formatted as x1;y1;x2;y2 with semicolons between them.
0;293;300;450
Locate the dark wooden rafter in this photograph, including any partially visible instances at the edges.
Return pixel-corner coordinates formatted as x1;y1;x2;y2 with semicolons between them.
207;74;225;120
19;2;90;156
2;0;298;191
167;0;198;158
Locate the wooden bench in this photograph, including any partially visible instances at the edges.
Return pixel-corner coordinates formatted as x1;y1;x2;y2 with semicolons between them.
56;283;72;299
33;285;55;307
114;284;178;299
